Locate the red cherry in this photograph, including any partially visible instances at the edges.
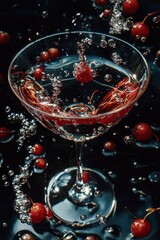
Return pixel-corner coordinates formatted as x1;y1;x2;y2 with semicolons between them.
40;51;50;62
104;141;116;151
32;143;44;155
85;235;100;240
0;127;11;140
82;171;90;183
45;207;54;220
132;122;153;142
48;48;60;59
30;203;46;223
122;0;139;15
34;158;46;169
100;9;111;19
0;31;10;45
74;62;93;83
33;66;45;79
131;22;150;38
95;0;107;6
131;218;151;238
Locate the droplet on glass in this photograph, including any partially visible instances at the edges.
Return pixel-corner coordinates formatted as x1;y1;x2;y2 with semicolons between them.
104;225;121;237
80;214;87;220
98;216;107;224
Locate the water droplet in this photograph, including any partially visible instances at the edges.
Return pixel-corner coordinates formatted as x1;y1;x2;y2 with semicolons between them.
123;135;134;144
4;181;9;187
153;16;160;23
141;36;147;42
80;214;87;220
42;11;48;18
0;153;3;167
8;170;14;176
108;171;118;179
148;171;160;183
2;174;7;180
98;216;107;224
108;39;116;48
130;177;138;184
5;106;11;113
104;225;121;237
104;74;112;82
3;222;7;227
100;38;108;48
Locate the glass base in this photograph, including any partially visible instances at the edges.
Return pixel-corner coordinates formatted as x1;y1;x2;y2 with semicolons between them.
45;167;116;227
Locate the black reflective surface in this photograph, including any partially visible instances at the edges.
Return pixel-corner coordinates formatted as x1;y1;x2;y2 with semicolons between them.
1;0;160;239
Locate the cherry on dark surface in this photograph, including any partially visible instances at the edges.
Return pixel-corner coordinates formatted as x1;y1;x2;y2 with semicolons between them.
132;122;153;142
122;0;139;15
32;143;44;155
0;31;10;45
34;158;46;169
131;22;150;38
0;127;11;140
103;141;116;151
131;218;151;238
29;203;46;224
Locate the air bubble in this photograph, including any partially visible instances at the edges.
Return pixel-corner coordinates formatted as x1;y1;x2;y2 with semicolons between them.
148;171;160;183
42;11;48;18
3;222;7;227
8;170;14;176
108;39;116;48
104;74;112;82
100;38;108;48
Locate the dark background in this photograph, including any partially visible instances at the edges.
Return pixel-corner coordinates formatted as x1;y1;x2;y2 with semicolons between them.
0;0;160;239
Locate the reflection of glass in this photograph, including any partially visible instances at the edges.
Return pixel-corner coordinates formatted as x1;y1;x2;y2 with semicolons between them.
8;31;150;227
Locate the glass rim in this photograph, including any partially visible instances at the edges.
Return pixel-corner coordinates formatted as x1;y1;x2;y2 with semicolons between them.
8;30;150;119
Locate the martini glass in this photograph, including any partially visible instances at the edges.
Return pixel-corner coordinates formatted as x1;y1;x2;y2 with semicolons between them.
8;31;150;227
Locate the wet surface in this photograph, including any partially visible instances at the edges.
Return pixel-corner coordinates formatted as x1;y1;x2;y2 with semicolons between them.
1;0;160;239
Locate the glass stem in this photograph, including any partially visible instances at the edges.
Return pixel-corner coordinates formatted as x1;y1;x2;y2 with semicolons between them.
75;141;84;188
